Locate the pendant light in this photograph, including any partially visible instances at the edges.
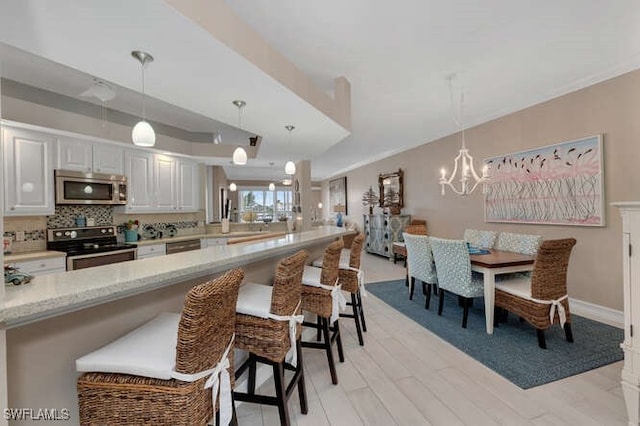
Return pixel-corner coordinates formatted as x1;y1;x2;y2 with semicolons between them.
284;125;296;175
232;100;248;165
131;51;156;147
268;182;275;191
229;182;237;192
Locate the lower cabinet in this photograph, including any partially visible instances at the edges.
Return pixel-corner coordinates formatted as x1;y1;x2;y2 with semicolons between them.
201;237;228;248
363;214;411;259
9;256;66;276
136;243;166;259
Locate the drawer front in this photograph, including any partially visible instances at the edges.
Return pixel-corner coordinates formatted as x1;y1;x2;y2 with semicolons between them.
12;257;66;275
137;244;166;258
202;237;227;247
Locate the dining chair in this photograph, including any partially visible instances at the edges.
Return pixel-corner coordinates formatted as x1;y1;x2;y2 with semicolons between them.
402;233;438;309
430;237;484;328
494;232;543;255
494;238;577;349
76;268;243;426
464;229;498;249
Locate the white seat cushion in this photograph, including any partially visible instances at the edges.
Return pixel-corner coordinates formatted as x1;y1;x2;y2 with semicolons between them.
76;312;180;380
495;277;532;299
236;283;273;319
393;242;406;248
302;265;323;287
311;249;351;269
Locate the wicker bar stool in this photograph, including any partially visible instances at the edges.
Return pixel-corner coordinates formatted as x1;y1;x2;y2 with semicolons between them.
233;250;309;426
312;234;367;346
76;268;243;426
301;239;345;385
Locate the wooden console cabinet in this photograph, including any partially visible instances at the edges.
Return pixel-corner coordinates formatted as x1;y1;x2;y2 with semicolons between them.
614;201;640;425
363;214;410;259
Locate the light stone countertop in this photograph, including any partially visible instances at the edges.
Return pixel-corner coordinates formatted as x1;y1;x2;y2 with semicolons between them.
2;227;346;328
4;250;67;263
133;231;280;246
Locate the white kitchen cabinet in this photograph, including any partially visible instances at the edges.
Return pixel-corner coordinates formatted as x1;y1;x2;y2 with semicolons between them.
123;150;155;212
9;256;66;276
58;137;124;175
154;155;177;211
3;126;56;216
136;243;166;259
614;201;640;426
201;237;227;248
177;160;199;212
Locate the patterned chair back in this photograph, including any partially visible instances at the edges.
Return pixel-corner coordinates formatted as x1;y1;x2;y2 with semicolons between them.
494;232;543;255
463;229;497;249
430;237;483;298
402;233;437;285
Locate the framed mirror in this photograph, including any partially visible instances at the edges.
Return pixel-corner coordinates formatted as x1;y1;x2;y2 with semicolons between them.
378;169;404;208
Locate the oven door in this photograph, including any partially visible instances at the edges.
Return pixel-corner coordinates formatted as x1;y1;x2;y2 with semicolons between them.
66;248;137;271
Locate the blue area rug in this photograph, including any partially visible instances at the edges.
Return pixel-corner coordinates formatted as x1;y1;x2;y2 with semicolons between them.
367;279;623;389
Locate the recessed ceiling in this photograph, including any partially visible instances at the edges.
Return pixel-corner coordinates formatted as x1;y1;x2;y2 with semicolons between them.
0;1;639;182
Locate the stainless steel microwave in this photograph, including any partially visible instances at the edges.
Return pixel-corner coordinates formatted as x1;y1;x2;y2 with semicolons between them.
55;170;127;205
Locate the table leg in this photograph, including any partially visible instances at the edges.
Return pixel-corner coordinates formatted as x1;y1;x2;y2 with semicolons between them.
483;269;495;335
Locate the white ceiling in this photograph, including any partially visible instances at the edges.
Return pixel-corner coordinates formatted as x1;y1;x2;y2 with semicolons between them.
1;1;639;181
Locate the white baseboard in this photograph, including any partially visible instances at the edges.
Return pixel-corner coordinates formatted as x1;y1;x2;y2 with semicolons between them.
570;297;623;329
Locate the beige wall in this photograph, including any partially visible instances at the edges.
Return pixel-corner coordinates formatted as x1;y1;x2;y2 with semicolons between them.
327;69;640;312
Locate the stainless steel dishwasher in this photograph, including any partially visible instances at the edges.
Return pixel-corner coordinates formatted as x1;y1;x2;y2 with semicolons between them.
165;239;201;254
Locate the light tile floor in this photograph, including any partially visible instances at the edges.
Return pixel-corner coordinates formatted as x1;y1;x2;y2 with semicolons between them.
236;252;626;425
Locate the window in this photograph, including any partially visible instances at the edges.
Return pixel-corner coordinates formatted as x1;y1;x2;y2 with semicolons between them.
238;187;293;222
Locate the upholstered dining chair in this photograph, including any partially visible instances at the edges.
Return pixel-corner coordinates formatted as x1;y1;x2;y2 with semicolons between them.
494;238;577;349
463;229;498;249
494;232;543;256
430;237;484;328
402;233;438;309
76;268;243;426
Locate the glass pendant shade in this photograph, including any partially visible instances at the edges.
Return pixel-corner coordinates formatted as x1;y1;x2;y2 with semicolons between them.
132;120;156;147
284;160;296;175
229;182;237;192
268;183;275;191
232;147;247;165
282;176;292;186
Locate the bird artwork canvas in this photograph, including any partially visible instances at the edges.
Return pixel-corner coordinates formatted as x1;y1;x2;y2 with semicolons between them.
484;135;604;226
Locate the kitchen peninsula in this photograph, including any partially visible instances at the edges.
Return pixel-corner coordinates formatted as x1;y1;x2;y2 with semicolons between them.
2;227;346;424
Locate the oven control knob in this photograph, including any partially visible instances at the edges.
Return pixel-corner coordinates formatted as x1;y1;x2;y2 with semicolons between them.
55;232;62;237
64;231;71;236
70;231;77;239
101;229;107;234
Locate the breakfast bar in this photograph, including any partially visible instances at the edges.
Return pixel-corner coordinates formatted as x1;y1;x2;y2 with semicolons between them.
1;227;346;424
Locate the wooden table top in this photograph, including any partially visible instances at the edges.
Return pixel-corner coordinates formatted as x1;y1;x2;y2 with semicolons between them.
470;249;535;268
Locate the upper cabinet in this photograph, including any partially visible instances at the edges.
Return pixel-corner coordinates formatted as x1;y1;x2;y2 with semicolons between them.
121;152;200;213
3;126;56;216
57;137;124;175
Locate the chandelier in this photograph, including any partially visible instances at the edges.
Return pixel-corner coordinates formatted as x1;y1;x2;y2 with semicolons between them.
438;75;488;196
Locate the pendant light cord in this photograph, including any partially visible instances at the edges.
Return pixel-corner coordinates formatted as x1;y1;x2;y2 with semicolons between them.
448;76;466;150
141;63;146;121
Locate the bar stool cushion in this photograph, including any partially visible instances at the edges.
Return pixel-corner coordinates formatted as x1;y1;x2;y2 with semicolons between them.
302;265;323;287
76;312;180;380
236;283;273;319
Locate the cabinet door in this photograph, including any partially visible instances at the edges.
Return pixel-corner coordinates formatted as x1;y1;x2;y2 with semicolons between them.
3;127;56;216
93;144;124;174
124;150;155;211
177;160;199;212
57;137;92;172
154;155;177;211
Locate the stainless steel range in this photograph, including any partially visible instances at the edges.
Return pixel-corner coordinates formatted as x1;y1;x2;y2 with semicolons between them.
47;226;137;271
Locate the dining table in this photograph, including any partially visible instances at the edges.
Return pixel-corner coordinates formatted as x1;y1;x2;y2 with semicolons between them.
470;249;536;334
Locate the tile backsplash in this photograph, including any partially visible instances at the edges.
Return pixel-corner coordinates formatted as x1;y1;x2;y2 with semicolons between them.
5;207;205;254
